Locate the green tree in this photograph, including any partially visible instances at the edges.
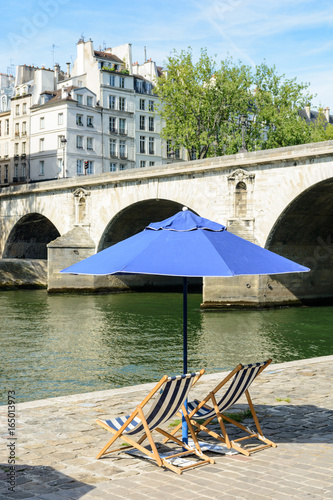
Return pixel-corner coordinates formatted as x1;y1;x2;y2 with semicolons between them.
249;63;313;150
154;50;315;158
310;108;333;142
154;48;252;159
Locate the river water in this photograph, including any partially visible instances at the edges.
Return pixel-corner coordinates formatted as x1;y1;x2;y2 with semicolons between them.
0;290;332;405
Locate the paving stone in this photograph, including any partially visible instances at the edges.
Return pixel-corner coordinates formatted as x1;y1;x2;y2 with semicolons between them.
0;356;332;499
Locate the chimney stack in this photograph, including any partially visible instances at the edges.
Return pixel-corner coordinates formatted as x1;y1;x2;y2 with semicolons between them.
324;107;330;121
66;62;71;78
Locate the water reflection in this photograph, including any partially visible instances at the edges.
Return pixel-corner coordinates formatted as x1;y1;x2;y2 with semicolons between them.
0;290;332;404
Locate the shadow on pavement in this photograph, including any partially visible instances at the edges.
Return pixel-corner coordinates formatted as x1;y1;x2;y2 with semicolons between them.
0;463;95;499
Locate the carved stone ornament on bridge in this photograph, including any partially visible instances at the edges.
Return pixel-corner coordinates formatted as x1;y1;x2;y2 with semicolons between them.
73;188;91;225
227;169;255;193
73;187;91;199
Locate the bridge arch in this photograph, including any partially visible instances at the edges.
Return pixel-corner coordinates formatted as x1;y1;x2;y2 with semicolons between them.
3;213;60;259
98;198;191;251
265;177;333;300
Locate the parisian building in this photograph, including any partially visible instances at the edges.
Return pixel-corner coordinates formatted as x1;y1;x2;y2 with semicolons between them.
0;38;185;185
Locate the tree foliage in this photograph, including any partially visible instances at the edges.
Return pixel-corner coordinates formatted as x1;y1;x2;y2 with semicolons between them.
310;108;333;142
154;48;321;159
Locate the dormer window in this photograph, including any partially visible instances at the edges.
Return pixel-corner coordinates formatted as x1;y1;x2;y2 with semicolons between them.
77;94;83;104
87;96;93;106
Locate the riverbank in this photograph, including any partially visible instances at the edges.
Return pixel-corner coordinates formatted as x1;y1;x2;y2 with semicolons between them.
0;355;332;499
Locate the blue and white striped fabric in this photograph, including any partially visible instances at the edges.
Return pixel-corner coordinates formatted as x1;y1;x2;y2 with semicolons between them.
102;373;198;436
188;362;265;420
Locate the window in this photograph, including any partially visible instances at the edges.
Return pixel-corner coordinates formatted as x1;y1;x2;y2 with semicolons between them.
87;116;93;127
109;95;116;110
5;119;9;135
22;121;27;135
40;117;45;129
77;94;83;104
87;96;93;106
119;118;126;135
86;160;93;174
119;164;126;170
119;140;126;158
167;140;172;158
77;159;83;175
15;104;20;116
76;114;83;126
14;164;19;178
149;137;155;155
39;138;44;152
110;163;117;172
110;139;117;156
140;160;146;168
58;113;63;125
119;77;125;89
14;143;19;155
149;161;155;166
139;115;145;130
149;100;154;112
78;80;83;87
58;158;63;174
139;99;145;110
22;103;27;115
136;80;143;93
140;136;145;154
76;136;83;149
5;165;8;181
109;75;115;86
166;141;180;159
15;123;19;136
39;160;44;175
22;142;26;154
119;97;125;111
149;117;154;132
109;117;116;133
87;137;94;150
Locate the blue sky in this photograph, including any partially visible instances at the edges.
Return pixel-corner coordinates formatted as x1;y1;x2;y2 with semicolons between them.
1;0;332;110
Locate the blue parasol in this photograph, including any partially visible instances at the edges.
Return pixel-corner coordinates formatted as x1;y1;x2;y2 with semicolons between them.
61;208;309;441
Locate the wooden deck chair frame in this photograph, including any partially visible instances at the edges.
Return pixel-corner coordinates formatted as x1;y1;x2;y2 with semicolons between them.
164;360;277;457
96;370;215;474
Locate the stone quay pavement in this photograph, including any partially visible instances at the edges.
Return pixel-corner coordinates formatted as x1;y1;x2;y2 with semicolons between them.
1;355;333;500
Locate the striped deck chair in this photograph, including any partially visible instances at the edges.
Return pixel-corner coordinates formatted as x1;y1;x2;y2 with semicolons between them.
165;360;277;456
96;371;215;474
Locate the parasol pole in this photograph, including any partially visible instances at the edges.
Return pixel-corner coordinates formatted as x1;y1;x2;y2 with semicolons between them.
182;276;188;444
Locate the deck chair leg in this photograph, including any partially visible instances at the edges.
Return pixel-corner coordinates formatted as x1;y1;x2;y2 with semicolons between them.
211;393;232;449
137;407;163;467
245;390;277;449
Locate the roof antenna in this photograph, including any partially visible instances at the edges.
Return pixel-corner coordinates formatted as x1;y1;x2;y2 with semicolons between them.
144;46;146;62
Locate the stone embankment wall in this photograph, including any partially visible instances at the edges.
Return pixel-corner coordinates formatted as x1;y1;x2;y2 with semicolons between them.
0;259;47;288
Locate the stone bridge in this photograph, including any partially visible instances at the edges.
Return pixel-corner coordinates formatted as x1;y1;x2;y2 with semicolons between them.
0;140;332;307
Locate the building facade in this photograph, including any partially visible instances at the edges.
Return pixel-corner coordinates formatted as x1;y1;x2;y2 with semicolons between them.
0;38;185;185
